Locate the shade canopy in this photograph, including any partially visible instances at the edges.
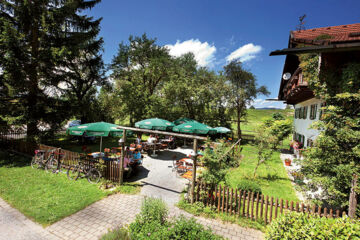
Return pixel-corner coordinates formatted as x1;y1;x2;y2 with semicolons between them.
173;121;216;135
67;122;122;137
173;118;195;125
135;118;175;131
214;127;231;134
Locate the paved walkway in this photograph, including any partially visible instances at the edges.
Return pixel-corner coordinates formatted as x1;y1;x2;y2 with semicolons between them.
139;148;190;205
0;198;59;240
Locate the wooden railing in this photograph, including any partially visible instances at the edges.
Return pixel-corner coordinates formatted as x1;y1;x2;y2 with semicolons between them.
193;182;344;224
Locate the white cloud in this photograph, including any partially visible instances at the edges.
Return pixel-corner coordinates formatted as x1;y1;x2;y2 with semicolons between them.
165;39;216;67
226;43;262;62
250;98;287;109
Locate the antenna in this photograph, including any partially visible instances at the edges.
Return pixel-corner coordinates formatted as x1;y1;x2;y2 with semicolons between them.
296;14;307;31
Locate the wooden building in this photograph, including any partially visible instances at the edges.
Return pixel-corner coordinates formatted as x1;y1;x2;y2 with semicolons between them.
270;23;360;147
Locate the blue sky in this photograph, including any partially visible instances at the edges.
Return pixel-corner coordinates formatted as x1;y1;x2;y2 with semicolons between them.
87;0;360;108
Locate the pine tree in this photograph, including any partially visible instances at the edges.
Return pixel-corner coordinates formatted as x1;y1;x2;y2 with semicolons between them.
0;0;102;139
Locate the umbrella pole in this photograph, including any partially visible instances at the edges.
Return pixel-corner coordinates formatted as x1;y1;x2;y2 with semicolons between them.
183;139;187;148
100;136;103;152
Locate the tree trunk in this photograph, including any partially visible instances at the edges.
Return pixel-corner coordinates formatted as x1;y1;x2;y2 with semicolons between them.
236;107;242;141
27;17;40;141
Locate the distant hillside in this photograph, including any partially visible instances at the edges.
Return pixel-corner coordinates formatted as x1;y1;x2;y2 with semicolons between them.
232;109;294;133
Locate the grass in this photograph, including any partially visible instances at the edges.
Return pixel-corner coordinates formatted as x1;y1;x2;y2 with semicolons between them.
233;109;294;133
225;142;298;202
0;151;139;226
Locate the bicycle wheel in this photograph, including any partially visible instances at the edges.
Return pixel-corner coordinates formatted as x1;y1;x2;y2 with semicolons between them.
87;168;101;184
45;158;58;173
31;156;41;169
67;166;80;180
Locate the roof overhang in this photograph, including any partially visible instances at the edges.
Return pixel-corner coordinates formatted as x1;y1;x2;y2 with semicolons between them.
269;42;360;56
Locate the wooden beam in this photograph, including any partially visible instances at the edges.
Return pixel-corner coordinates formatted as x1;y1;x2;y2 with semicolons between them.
191;139;198;204
116;126;207;140
119;129;126;184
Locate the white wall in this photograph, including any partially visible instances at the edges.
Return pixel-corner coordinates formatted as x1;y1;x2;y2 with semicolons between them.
294;98;324;147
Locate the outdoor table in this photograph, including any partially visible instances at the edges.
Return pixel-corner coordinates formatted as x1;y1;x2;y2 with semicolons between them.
87;152;104;158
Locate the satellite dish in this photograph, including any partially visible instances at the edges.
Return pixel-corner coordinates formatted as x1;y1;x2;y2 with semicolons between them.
283;72;291;80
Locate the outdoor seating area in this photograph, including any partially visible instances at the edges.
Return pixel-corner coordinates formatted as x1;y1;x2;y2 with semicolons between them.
63;118;229;181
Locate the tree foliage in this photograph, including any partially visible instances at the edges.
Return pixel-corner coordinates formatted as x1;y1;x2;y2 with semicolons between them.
0;0;104;137
224;60;269;140
109;35;231;127
201;140;240;185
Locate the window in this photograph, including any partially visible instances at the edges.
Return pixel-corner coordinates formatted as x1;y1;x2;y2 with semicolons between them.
310;104;318;120
299;72;303;84
307;138;314;147
319;102;326;120
303;106;308;119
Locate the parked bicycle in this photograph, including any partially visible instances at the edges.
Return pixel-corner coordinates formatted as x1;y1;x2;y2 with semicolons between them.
47;151;66;174
31;149;59;172
67;157;101;184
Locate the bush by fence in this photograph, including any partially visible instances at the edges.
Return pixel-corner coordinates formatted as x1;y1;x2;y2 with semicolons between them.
265;212;360;239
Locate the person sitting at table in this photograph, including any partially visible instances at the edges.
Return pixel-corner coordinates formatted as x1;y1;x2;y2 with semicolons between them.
147;135;156;144
132;149;142;165
136;134;142;145
169;136;177;149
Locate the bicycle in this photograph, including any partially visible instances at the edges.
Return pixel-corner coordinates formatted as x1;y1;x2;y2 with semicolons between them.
31;149;58;172
46;151;66;174
67;157;101;184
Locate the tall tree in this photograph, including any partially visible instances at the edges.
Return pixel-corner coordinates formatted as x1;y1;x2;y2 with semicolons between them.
224;60;269;140
110;34;173;125
0;0;102;138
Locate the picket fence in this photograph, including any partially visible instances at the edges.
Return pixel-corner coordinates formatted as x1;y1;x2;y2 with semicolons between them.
193;182;345;224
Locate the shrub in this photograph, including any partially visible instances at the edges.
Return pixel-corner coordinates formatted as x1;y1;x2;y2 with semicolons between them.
265;212;360;240
170;215;222;240
137;197;168;224
272;112;285;120
100;227;130;240
236;180;262;194
127;197;222;239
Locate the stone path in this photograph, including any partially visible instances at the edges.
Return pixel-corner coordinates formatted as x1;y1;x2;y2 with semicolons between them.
0;198;59;240
139;148;190;205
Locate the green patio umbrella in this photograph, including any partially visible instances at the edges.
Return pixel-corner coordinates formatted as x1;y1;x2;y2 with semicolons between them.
214;127;231;134
173;121;216;135
173;118;195;125
67;122;122;152
135;118;175;131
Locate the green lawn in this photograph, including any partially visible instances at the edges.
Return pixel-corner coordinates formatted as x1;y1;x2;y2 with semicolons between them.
225;142;298;202
0;151;109;226
234;109;294;133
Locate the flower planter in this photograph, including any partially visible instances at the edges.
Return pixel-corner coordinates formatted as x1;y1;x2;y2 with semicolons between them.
284;159;291;166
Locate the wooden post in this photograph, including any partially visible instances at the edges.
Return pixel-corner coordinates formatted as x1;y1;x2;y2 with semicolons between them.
348;174;358;219
119;129;126;184
191;139;198;204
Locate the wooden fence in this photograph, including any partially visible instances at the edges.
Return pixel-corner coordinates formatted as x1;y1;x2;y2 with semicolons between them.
0;131;122;182
193;182;345;224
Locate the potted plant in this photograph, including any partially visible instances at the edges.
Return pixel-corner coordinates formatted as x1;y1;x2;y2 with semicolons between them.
284;158;292;166
290;171;304;184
